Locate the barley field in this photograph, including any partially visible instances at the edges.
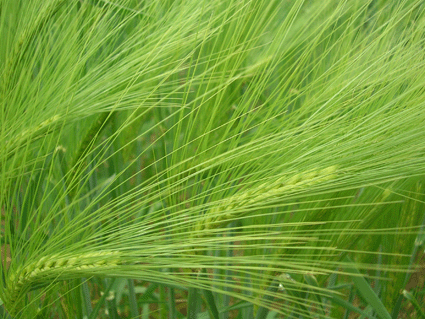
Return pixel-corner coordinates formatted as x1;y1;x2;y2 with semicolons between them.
1;0;425;318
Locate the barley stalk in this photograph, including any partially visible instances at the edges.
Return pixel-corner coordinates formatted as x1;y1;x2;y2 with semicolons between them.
3;250;121;316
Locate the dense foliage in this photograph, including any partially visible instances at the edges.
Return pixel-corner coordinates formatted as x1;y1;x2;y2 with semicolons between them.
1;0;425;318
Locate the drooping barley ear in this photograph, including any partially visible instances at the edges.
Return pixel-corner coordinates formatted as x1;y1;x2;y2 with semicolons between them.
194;166;338;234
1;115;61;176
1;0;67;100
66;111;113;199
5;115;61;151
3;250;121;317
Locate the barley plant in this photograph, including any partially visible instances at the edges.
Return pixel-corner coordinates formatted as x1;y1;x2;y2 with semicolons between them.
1;0;425;318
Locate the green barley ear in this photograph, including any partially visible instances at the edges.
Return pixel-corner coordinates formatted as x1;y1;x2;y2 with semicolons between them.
194;166;338;234
66;112;113;199
4;115;61;153
1;0;67;99
3;251;121;316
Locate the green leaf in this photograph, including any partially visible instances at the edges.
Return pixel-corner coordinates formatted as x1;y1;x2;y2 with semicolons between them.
343;257;391;319
88;278;115;319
